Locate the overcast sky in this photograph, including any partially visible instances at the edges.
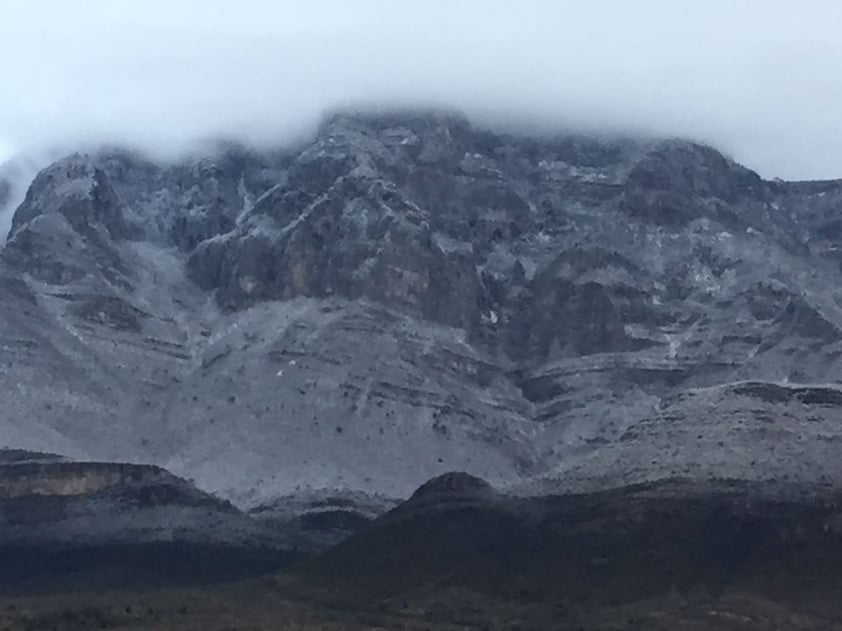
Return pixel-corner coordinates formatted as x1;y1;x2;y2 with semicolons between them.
1;0;841;179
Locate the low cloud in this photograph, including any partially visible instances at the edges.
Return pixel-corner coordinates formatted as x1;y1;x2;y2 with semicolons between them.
0;156;39;243
1;0;841;179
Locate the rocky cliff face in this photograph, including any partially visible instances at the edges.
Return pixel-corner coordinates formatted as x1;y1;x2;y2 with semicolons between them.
2;111;842;509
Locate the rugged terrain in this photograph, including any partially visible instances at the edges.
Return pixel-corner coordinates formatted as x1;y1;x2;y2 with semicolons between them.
3;473;842;630
3;111;842;509
0;449;296;594
281;472;842;629
2;111;842;625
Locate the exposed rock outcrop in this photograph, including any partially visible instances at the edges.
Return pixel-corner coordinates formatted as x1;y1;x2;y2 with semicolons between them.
2;110;842;512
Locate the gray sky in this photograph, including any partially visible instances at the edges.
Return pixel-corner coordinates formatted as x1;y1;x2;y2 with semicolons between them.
1;0;841;179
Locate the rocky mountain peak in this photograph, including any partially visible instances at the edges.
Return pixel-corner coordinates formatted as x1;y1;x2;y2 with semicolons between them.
9;154;129;241
2;110;842;510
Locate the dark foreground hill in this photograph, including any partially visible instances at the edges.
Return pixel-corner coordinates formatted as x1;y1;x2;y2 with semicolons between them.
0;450;296;594
3;473;842;629
272;473;842;628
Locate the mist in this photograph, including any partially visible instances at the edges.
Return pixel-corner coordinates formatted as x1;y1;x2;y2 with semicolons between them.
1;0;841;180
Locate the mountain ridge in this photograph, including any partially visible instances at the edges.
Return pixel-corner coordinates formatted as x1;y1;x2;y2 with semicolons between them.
2;110;842;511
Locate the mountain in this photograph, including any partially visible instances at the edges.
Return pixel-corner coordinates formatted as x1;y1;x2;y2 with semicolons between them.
0;449;295;594
2;110;842;515
3;110;842;627
279;472;842;629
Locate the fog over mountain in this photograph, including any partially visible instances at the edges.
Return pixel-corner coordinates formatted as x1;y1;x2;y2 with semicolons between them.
5;5;842;627
1;0;841;179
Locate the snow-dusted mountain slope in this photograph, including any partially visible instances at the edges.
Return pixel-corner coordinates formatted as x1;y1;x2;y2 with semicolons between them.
2;111;842;507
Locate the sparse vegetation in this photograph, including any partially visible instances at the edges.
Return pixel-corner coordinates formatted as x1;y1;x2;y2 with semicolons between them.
1;579;840;631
